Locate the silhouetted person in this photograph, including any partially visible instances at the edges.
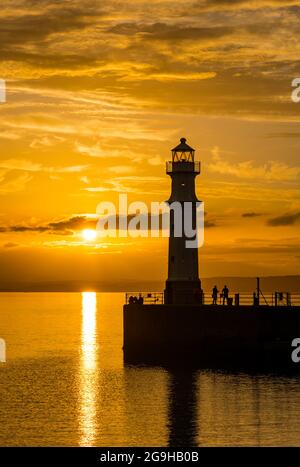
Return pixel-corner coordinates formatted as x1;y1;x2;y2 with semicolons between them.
138;294;144;305
212;285;218;305
128;295;134;304
222;285;229;305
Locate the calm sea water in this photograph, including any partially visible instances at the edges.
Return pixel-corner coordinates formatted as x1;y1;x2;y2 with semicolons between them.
1;292;300;446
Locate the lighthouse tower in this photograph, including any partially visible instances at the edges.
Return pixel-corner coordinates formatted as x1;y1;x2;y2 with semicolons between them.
164;138;202;305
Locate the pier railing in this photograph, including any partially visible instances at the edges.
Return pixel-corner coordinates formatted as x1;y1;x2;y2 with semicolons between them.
204;292;300;306
125;292;164;305
215;292;300;307
211;293;274;306
125;292;300;307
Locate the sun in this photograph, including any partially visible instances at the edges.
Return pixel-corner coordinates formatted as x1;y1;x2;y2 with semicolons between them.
82;229;97;241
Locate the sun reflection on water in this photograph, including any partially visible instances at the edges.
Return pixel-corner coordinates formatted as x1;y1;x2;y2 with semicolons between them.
79;292;97;446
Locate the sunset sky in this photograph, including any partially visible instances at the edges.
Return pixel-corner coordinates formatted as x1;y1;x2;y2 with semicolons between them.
1;0;300;286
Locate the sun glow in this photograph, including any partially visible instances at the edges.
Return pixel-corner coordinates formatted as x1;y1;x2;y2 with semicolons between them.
82;229;97;241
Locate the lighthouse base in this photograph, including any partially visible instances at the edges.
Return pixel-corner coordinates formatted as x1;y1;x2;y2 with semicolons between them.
164;279;202;305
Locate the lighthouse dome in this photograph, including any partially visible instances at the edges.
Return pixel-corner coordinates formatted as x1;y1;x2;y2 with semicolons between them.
172;137;195;153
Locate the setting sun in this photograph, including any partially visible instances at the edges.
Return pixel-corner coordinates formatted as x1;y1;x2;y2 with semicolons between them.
82;229;97;242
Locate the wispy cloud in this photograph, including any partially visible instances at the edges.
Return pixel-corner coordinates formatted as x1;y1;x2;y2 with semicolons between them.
0;172;33;194
207;147;300;182
0;159;88;173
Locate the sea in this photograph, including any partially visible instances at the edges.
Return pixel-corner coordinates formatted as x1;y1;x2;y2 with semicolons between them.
1;292;300;446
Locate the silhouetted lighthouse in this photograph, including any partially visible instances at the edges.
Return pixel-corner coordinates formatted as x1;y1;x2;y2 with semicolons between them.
164;138;202;305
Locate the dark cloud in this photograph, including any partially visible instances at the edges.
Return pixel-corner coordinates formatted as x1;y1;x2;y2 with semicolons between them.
205;220;217;228
48;216;96;233
201;0;248;4
242;212;263;217
0;5;104;65
266;133;300;139
0;212;218;236
10;225;50;233
109;22;233;41
0;216;96;235
110;20;278;42
3;242;19;248
189;0;300;12
0;50;99;68
0;10;90;46
268;212;300;226
0;0;299;121
0;1;109;68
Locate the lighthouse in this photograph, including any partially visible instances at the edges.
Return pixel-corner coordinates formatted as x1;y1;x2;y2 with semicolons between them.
164;138;202;305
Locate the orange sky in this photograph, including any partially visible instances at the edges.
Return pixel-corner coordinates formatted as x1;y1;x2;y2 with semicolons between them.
1;0;300;286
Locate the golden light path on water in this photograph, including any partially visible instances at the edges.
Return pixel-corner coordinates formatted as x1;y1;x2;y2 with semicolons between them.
79;292;97;446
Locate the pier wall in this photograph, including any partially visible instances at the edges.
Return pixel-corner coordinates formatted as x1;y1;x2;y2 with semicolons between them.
123;304;300;367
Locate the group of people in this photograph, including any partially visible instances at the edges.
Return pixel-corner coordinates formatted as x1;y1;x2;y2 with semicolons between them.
212;285;230;305
128;294;144;305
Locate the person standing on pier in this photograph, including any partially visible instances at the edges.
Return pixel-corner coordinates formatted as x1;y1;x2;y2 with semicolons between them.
212;286;219;305
222;285;229;305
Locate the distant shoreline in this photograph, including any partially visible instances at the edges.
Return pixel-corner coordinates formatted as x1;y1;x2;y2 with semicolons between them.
0;275;299;293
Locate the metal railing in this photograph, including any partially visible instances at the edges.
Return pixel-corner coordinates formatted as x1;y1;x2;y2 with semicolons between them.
202;292;300;307
125;291;300;307
125;292;164;305
208;293;273;306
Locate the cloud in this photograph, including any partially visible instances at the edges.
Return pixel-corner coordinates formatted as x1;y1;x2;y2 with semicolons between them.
0;5;100;49
242;212;264;217
0;159;88;173
266;133;300;139
29;135;65;149
188;0;300;12
0;172;33;194
108;165;135;174
0;210;218;236
1;0;300;120
1;216;96;235
207;149;300;182
0;130;20;140
109;22;233;42
48;216;96;233
205;219;217;228
148;156;163;166
267;212;300;226
76;143;108;158
84;175;165;195
0;159;41;172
